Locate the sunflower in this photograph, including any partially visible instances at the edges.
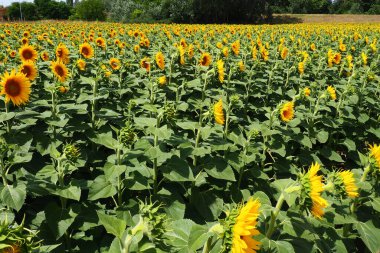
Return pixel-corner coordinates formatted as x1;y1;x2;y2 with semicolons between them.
41;51;49;61
21;37;28;45
19;44;38;62
361;52;368;66
280;101;294;122
109;58;121;70
178;46;185;65
231;40;240;55
231;199;261;253
238;61;245;72
19;61;37;81
200;52;212;67
77;59;86;71
369;144;380;169
303;163;328;219
333;53;341;64
95;37;106;48
281;47;288;60
304;87;311;97
217;59;224;83
337;171;359;198
310;43;316;51
222;47;229;58
327;85;336;100
0;69;31;106
140;57;150;72
298;61;305;74
1;243;22;253
134;45;140;53
158;76;167;86
58;86;68;93
214;99;225;125
79;42;94;59
9;50;17;58
155;52;165;70
260;46;269;61
56;43;70;64
51;61;69;82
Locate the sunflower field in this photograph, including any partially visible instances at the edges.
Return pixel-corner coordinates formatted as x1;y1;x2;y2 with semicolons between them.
0;22;379;253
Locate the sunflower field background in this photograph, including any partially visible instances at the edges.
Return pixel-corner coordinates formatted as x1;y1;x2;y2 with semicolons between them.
0;22;379;253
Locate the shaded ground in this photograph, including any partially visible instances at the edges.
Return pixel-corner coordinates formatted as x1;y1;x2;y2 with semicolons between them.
272;14;380;24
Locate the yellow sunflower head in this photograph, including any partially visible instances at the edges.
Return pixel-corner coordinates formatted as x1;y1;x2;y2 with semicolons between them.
300;163;328;219
79;42;94;59
41;51;49;61
280;101;294;122
109;58;121;70
304;87;311;97
158;76;167;86
55;43;70;64
213;99;225;125
51;61;69;82
95;37;106;48
19;44;38;62
77;59;86;71
230;198;261;253
327;85;336;100
140;57;150;72
281;47;288;60
0;69;31;106
216;59;225;83
200;52;212;67
19;61;38;81
155;52;165;70
369;144;380;170
336;170;359;198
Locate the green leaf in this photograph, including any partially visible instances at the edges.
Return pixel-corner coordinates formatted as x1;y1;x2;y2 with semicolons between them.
55;185;81;201
371;197;380;213
204;157;235;181
0;112;15;123
97;212;127;239
0;184;26;211
90;133;121;150
162;156;194;182
263;239;295;253
166;219;211;252
356;221;380;253
88;176;117;201
317;131;329;143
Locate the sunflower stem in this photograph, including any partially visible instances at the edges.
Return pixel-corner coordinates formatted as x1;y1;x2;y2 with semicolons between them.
1;157;8;186
153;116;161;195
5;102;11;133
201;236;213;253
266;192;285;239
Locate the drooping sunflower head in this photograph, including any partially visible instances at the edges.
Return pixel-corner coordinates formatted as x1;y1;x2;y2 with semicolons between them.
140;57;150;72
335;170;359;198
200;52;212;67
19;61;37;81
304;87;311;97
109;58;121;70
327;85;336;100
281;47;288;60
51;61;69;82
77;59;86;71
79;42;94;59
0;69;31;106
19;44;38;62
223;198;261;253
55;43;70;64
213;99;225;125
333;53;341;64
300;163;328;219
231;40;240;55
298;61;305;74
238;61;245;72
369;144;380;170
155;52;165;70
280;101;294;122
216;59;225;83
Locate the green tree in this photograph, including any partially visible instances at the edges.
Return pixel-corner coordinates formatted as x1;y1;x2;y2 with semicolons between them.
7;2;39;21
71;0;106;21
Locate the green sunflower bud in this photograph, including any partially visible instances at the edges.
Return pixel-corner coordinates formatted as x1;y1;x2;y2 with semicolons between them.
63;144;80;162
120;125;137;147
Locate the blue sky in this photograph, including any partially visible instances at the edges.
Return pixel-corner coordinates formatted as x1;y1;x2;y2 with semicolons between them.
1;0;65;7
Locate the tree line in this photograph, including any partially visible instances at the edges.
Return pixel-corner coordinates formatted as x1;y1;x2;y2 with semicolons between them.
3;0;380;23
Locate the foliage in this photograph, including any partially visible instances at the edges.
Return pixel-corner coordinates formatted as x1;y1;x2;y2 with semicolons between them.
7;2;39;21
70;0;106;21
0;21;379;253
